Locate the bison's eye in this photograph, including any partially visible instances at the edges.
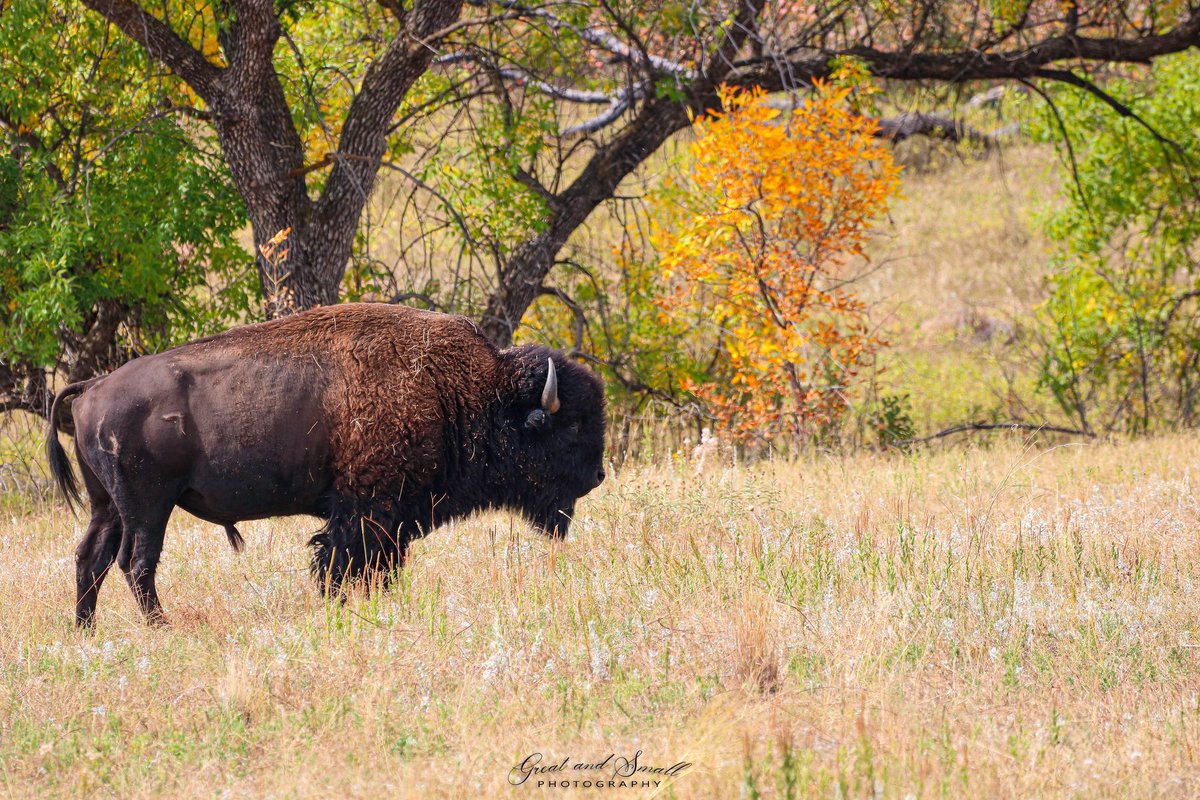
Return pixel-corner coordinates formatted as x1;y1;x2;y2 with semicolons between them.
524;409;551;431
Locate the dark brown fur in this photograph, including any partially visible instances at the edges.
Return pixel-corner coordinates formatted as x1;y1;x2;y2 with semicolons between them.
47;303;606;627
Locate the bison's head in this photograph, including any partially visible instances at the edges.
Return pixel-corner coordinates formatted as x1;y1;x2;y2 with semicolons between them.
501;345;606;537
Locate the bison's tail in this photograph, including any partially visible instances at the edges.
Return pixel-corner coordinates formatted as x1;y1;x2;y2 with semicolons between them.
45;379;98;513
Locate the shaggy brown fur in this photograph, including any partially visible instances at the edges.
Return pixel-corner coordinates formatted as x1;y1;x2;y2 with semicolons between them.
192;304;505;502
46;302;607;626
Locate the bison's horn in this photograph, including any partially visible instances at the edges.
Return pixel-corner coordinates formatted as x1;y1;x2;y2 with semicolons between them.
541;358;560;414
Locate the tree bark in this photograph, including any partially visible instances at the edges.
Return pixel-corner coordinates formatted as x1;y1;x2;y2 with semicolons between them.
81;0;464;311
209;2;318;304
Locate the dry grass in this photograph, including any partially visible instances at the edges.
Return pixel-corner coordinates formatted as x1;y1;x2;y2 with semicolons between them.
3;433;1200;798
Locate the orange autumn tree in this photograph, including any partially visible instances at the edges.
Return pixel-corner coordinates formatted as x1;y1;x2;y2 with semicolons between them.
657;84;900;442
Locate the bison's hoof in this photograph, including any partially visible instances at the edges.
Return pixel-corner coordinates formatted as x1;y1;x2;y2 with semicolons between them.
144;610;170;628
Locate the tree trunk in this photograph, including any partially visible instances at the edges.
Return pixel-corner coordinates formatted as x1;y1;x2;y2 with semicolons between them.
210;60;326;308
480;96;693;347
65;298;126;383
81;0;463;313
478;0;765;347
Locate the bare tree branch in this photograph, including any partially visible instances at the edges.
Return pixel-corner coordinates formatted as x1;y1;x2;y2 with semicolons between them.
1034;67;1197;170
561;82;650;136
434;55;624;103
377;157;479;250
78;0;224;102
537;285;586;352
895;421;1095;446
730;8;1200;88
475;0;697;78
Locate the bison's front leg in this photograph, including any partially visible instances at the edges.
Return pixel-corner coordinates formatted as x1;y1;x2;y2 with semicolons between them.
309;508;413;595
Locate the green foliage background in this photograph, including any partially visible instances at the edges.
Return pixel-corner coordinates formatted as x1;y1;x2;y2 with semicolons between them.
1030;52;1200;433
0;0;253;374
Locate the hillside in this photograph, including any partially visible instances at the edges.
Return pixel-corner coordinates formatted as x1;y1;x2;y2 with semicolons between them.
863;141;1064;434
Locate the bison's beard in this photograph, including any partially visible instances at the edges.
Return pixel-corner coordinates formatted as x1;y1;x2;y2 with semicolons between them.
529;498;576;540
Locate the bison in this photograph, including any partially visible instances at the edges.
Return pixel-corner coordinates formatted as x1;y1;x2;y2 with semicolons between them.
45;303;606;627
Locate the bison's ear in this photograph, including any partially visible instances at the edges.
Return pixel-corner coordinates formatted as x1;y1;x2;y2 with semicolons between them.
524;408;551;431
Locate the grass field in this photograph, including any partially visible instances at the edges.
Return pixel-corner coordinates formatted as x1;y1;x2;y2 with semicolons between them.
3;432;1199;798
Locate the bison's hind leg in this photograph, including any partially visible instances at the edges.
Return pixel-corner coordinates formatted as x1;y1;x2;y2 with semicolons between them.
74;498;123;629
73;453;129;629
309;506;408;596
113;497;176;627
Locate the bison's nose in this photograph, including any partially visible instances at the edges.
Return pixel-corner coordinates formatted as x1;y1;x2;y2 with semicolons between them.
595;468;606;486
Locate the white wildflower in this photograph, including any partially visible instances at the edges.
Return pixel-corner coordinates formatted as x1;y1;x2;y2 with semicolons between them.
588;620;610;680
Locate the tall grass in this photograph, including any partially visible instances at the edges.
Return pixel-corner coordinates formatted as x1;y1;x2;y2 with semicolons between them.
0;412;52;512
2;433;1198;797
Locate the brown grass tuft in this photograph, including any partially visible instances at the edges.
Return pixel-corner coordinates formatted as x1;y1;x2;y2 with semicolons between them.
734;593;781;694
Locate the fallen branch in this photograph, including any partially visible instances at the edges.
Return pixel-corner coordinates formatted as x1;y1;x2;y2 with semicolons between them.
765;97;1018;148
875;112;1019;149
894;421;1095;446
389;292;443;311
